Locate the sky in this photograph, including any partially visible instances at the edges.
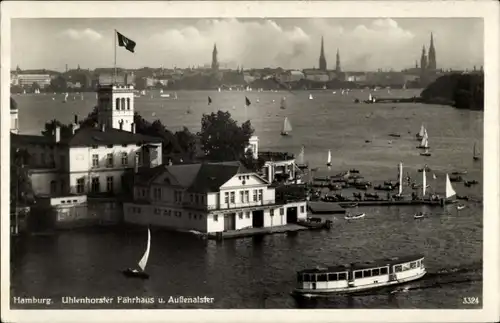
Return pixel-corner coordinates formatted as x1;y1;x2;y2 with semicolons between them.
11;18;484;71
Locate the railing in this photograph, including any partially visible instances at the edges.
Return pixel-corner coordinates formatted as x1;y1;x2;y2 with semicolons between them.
182;199;278;211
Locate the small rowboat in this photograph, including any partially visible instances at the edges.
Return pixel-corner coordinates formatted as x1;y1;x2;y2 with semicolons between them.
457;204;466;210
345;213;365;220
414;212;425;219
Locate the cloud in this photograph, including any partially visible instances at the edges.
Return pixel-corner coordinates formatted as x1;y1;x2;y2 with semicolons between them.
145;18;419;70
59;28;102;42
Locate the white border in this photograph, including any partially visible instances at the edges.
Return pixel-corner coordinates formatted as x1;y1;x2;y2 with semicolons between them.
1;1;499;323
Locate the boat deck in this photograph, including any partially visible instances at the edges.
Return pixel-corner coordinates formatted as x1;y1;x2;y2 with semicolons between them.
206;224;309;240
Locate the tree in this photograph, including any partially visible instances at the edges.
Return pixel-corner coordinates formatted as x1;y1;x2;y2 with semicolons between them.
49;75;68;92
174;126;198;161
10;148;34;208
41;119;73;138
240;149;265;172
31;82;41;92
198;111;254;161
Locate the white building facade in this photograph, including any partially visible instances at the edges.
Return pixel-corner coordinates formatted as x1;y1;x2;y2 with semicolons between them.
123;162;307;233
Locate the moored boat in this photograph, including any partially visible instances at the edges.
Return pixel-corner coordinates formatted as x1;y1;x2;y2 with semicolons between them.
344;212;365;220
292;255;426;298
326;150;332;167
414;212;426;219
281;117;292;136
457;204;466;210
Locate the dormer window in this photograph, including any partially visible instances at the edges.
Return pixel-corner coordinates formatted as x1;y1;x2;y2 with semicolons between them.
107;144;113;148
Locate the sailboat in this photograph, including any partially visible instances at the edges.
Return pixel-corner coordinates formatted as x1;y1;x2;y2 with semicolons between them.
422;169;428;198
445;173;457;201
326;150;332;167
296;146;308;169
395;162;404;198
416;124;425;140
62;93;68;103
174;92;178;100
420;147;431;157
280;96;287;109
281;117;292;136
123;228;151;279
309;93;313;100
417;129;430;149
473;143;481;161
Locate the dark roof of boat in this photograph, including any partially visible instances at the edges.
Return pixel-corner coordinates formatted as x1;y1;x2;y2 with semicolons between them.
298;255;425;274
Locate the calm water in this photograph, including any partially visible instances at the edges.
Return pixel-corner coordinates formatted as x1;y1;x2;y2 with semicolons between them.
10;89;483;309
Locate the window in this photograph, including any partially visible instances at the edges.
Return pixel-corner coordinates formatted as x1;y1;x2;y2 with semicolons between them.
91;177;100;193
303;274;310;282
115;98;120;110
372;268;380;276
354;271;363;279
240;191;244;203
163;209;169;216
230;192;235;204
106;153;113;167
380;267;388;275
394;265;402;273
317;274;327;282
410;262;417;269
327;273;338;281
107;144;113;148
50;180;57;194
270;209;274;217
338;273;347;280
127;98;131;110
238;212;243;219
224;192;229;204
201;195;205;204
76;178;85;194
92;145;98;149
245;212;250;218
214;214;218;221
280;208;284;215
121;152;128;166
244;190;249;202
402;263;411;271
106;176;113;192
195;195;199;204
60;155;65;167
363;270;372;278
92;154;99;167
253;190;257;201
190;194;194;202
121;98;125;110
258;189;263;201
300;205;305;213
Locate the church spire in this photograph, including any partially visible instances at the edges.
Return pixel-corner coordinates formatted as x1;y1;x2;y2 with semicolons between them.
335;48;341;73
427;32;436;70
319;36;327;71
211;43;219;71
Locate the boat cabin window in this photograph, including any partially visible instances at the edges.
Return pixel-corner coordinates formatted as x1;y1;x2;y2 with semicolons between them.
317;274;327;282
416;260;421;267
380;267;388;275
338;273;347;280
297;273;303;282
410;262;417;269
327;273;338;281
394;265;402;273
402;263;411;271
363;270;372;278
354;271;363;279
372;268;380;276
303;274;310;282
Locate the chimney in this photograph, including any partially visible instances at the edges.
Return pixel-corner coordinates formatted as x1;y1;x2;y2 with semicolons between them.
131;122;136;134
101;123;106;132
54;126;61;143
71;123;80;135
134;153;140;173
74;114;78;124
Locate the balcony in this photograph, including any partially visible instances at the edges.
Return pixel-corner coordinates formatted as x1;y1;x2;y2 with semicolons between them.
182;199;278;212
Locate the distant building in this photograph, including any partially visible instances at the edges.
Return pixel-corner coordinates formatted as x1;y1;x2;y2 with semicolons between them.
344;72;367;83
211;43;219;72
15;74;51;88
123;161;307;233
303;69;330;82
277;70;305;83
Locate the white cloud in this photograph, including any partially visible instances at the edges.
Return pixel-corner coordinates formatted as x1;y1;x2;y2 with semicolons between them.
59;28;102;42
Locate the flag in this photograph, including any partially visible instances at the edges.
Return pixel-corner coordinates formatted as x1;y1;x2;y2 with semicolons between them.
116;31;136;53
245;97;251;107
208;96;212;105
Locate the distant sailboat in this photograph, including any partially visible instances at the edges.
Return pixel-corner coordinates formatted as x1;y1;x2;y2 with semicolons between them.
416;124;425;140
296;145;308;169
80;94;84;101
309;93;313;100
218;87;221;92
326;150;332;167
473;143;481;161
63;93;68;103
280;96;287;109
422;169;427;198
281;117;292;136
123;228;151;279
186;106;192;114
174;92;178;100
445;174;457;199
397;162;403;196
417;129;430;149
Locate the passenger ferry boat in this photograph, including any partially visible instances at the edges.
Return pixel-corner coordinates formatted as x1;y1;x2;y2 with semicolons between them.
292;255;426;298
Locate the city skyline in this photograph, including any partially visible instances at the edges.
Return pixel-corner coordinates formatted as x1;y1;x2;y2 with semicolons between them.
12;18;483;72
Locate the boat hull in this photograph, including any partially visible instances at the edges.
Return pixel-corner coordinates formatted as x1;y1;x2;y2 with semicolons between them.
292;271;426;298
122;269;149;279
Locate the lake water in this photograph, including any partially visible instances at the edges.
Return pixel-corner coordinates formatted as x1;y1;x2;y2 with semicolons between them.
10;89;483;309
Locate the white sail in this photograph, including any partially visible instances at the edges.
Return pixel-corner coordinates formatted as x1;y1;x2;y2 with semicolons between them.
433;173;437;180
64;93;69;101
445;174;456;199
298;146;305;164
418;124;425;137
160;89;163;94
280;97;287;109
138;228;151;272
368;93;372;101
218;87;221;92
309;94;313;100
422;169;427;197
174;92;178;99
327;150;332;164
398;162;403;195
282;117;292;133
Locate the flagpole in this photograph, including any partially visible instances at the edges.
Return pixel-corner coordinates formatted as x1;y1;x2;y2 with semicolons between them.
113;29;117;84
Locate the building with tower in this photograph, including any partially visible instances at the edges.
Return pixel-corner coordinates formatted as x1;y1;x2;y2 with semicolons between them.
427;33;437;70
211;43;219;72
420;45;428;73
335;49;341;73
96;84;135;132
319;37;327;71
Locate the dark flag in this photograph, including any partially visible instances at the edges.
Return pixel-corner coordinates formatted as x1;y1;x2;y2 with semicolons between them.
245;97;251;107
116;31;136;53
208;96;212;105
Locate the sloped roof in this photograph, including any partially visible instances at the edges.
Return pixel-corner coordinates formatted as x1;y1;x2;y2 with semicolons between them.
67;127;162;147
11;133;54;146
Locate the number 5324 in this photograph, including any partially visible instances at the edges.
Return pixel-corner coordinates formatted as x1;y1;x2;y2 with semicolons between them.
463;297;480;305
